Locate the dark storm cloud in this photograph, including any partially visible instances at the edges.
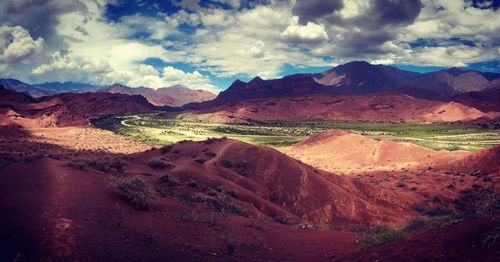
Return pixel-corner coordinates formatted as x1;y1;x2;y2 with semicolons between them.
291;0;423;57
292;0;343;24
364;0;422;28
0;0;86;49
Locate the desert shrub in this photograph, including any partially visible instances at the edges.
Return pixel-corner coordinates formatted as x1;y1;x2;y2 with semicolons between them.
423;207;454;217
222;160;233;168
395;182;407;188
274;216;296;225
350;225;371;233
194;158;206;164
456;187;500;217
221;160;248;176
216;185;236;197
160;145;174;153
148;159;169;169
482;222;500;247
405;215;461;233
67;160;86;170
204;137;223;144
110;176;156;209
181;211;225;228
357;226;408;250
83;159;126;173
109;160;126;172
158;174;178;186
270;191;279;202
24;154;43;163
192;193;248;216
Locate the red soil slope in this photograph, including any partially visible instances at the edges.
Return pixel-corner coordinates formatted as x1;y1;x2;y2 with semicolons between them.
179;93;489;123
339;217;499;262
280;130;471;172
129;138;412;226
1;127;497;261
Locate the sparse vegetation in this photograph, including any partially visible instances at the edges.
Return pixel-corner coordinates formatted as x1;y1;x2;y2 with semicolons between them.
404;215;461;233
109;176;157;209
67;159;126;173
482;222;500;247
148;159;170;169
456;187;500;217
221;159;248;176
94;113;500;151
357;226;408;250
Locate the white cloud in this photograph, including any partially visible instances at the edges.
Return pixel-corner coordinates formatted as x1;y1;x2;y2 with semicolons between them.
186;3;331;78
2;0;500;89
127;65;218;92
138;64;159;76
0;25;44;64
282;21;329;44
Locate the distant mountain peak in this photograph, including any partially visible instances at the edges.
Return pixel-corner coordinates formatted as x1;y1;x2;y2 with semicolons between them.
445;67;468;76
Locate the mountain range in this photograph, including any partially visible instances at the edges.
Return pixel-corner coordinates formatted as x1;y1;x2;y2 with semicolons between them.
191;61;500;109
0;79;216;107
98;84;216;107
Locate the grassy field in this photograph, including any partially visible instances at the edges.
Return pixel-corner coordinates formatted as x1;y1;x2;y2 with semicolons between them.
93;113;500;151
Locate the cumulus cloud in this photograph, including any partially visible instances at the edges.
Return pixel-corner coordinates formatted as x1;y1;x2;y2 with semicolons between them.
1;0;500;89
32;51;112;75
282;21;329;44
128;65;218;92
292;0;343;24
0;25;44;63
187;3;331;78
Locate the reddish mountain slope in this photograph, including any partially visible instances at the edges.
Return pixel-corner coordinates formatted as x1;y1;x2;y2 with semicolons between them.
179;93;489;123
100;84;216;107
453;86;500;112
0;86;88;128
0;86;156;127
53;92;154;117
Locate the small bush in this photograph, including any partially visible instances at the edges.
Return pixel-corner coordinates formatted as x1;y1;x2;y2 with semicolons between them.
396;182;407;188
221;160;248;176
67;160;86;170
148;159;169;169
194;158;206;164
270;191;279;202
456;187;500;217
158;174;178;186
160;145;174;153
405;215;461;233
192;193;248;216
80;159;126;173
482;222;500;247
358;226;408;250
110;176;156;209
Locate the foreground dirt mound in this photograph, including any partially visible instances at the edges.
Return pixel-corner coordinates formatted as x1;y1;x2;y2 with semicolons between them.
129;138;413;226
280;130;470;172
178;93;488;123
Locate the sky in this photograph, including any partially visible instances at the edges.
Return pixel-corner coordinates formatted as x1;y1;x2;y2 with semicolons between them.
0;0;499;92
